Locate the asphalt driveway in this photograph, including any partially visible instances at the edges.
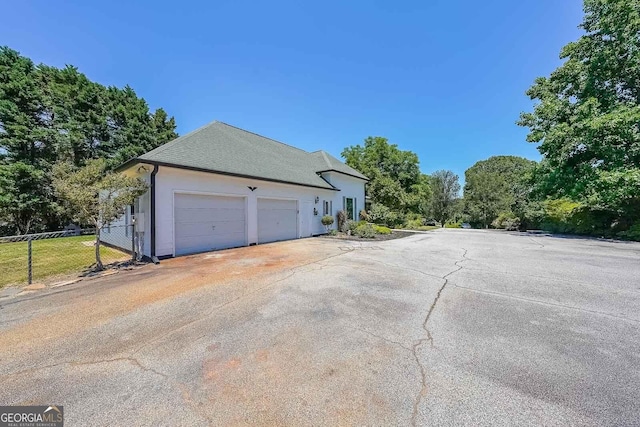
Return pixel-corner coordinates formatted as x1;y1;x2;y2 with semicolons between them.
1;230;639;426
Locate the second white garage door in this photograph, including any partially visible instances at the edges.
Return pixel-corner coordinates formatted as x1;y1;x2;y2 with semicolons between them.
174;193;247;256
257;198;298;244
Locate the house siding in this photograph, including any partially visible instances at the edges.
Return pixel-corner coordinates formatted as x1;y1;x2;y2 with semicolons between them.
152;167;344;257
320;171;367;222
100;209;132;250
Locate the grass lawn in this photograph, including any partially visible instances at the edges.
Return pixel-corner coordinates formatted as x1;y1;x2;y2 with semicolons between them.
0;235;130;287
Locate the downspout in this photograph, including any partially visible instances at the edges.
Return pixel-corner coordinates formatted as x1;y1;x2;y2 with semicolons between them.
150;164;159;263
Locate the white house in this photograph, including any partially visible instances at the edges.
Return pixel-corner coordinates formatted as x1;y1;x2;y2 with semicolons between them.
107;121;367;258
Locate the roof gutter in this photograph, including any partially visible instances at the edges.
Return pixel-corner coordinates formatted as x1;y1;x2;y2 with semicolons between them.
119;159;339;191
150;164;159;261
114;157;141;173
316;169;370;182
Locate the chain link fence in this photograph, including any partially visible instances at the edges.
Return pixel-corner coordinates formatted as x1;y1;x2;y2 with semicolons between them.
0;224;137;287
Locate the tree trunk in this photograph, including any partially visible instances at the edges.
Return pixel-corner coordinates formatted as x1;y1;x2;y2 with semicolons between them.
95;229;103;270
15;216;31;235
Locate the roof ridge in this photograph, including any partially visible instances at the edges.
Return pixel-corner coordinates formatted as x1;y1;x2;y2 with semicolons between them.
216;121;309;154
141;120;220;159
319;150;332;169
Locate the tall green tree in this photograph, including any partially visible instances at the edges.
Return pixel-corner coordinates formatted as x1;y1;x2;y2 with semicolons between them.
0;46;178;234
428;170;460;226
0;162;50;234
342;136;430;213
463;156;536;228
518;0;640;228
0;47;51;164
42;64;110;165
103;86;178;167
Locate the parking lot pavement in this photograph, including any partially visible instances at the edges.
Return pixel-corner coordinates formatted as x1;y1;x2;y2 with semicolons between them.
0;230;639;426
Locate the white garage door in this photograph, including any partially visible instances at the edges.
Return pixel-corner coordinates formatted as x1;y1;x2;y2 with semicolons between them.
257;198;298;244
174;193;246;256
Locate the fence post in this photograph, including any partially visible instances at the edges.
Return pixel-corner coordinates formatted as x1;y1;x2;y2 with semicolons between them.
27;237;33;285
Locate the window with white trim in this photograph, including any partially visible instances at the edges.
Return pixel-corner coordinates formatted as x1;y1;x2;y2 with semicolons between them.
344;197;355;220
323;200;332;216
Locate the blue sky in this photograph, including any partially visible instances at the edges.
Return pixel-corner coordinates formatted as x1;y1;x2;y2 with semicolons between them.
2;0;583;181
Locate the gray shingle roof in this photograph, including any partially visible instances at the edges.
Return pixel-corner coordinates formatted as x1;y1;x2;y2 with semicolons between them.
310;150;368;180
132;121;368;189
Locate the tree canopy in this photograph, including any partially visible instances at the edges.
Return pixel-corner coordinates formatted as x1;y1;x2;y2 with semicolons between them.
518;0;640;229
52;159;147;269
463;156;536;228
428;170;461;226
0;47;178;234
342;136;431;214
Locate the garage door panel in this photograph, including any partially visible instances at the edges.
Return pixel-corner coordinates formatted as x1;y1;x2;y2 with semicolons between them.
175;207;244;223
174;193;246;255
176;232;246;253
257;198;297;244
258;198;296;210
179;195;242;209
175;220;246;237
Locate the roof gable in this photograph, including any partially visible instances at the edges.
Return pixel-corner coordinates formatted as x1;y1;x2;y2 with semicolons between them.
134;121;367;189
310;150;368;180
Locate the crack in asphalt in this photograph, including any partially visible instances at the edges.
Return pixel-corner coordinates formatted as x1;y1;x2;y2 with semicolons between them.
352;326;413;352
1;356;168;379
376;261;446;281
454;266;640;295
410;247;468;427
73;357;169;378
453;284;640;323
4;355;216;424
528;236;545;248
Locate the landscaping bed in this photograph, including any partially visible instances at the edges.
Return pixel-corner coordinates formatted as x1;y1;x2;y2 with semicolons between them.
320;230;414;242
318;219;416;241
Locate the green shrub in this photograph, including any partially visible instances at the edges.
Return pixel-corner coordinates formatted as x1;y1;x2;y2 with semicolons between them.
404;218;424;230
354;223;376;238
570;206;617;236
344;219;359;233
492;212;520;230
414;225;439;231
538;200;636;238
321;214;334;231
444;221;462;228
368;203;403;227
617;223;640;241
328;229;337;236
374;225;392;235
541;198;582;233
